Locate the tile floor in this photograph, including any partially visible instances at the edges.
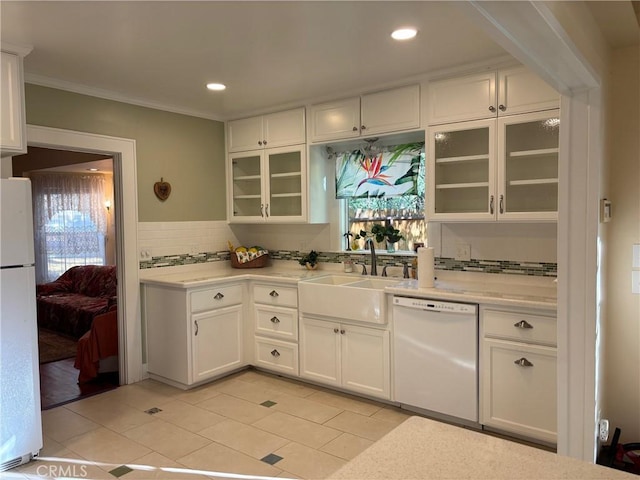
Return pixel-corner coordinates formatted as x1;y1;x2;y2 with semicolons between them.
9;369;412;480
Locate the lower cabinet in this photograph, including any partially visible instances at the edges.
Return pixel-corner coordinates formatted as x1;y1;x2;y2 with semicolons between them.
144;283;245;388
480;307;557;444
299;315;390;400
192;305;243;384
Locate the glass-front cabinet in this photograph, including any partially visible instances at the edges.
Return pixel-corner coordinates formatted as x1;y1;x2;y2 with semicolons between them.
428;119;496;220
427;109;559;222
498;110;559;220
229;145;306;223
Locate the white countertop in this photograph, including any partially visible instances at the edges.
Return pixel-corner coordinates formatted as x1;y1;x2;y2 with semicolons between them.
328;416;633;480
139;262;557;310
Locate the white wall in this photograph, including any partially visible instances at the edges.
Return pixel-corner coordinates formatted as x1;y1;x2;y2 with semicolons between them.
603;44;640;443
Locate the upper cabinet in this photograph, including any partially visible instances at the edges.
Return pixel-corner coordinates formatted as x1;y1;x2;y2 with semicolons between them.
227;107;306;153
1;45;31;157
427;66;559;125
310;84;420;143
427;109;560;222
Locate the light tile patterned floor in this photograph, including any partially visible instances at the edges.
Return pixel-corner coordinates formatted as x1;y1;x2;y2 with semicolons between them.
11;369;411;480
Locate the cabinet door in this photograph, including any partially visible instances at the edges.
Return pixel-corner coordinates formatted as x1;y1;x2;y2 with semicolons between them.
427;119;496;221
497;110;560;221
309;97;361;142
264;108;306;148
427;72;496;125
1;51;26;156
498;66;559;117
191;305;243;384
299;316;341;387
360;85;420;136
340;325;390;399
229;151;265;222
228;116;264;152
265;145;306;222
481;338;557;443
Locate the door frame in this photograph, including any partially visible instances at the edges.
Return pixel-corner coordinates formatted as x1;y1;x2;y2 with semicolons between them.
26;125;143;384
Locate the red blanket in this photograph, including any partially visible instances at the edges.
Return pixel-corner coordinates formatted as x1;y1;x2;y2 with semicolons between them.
74;309;118;383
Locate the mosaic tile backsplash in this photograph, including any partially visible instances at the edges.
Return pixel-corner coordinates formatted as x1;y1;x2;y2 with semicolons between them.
140;250;557;277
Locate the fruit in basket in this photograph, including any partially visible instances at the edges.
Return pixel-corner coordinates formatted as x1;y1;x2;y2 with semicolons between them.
235;246;247;253
248;247;258;254
251;245;264;251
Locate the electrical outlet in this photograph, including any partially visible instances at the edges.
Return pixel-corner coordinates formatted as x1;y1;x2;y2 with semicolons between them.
599;419;609;442
455;243;471;261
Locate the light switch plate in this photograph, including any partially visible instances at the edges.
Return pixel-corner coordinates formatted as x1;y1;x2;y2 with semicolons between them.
455;243;471;261
600;198;612;222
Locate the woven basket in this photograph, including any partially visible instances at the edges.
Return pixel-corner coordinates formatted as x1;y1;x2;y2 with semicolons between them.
230;253;270;269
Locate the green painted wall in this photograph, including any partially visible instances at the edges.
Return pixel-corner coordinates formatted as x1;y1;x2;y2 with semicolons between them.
24;84;226;222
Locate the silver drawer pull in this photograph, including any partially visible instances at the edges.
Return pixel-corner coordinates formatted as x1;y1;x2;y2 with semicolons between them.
514;320;533;329
214;292;224;300
271;349;280;357
194;320;199;336
514;357;533;367
269;290;279;297
270;316;280;324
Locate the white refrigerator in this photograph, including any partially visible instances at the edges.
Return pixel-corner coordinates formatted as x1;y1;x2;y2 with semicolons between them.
0;178;43;471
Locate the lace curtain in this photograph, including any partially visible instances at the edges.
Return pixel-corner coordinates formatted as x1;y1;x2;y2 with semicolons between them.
29;172;107;283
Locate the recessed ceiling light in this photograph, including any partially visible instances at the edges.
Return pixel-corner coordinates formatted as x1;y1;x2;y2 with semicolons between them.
391;28;417;40
87;168;99;171
206;83;226;91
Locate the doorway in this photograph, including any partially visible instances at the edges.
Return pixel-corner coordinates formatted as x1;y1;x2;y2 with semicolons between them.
25;125;144;392
12;148;120;408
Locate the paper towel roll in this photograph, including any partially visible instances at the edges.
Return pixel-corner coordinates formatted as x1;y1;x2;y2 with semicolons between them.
417;247;435;288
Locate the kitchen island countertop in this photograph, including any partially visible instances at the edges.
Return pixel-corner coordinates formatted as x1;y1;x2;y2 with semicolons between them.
328;416;633;480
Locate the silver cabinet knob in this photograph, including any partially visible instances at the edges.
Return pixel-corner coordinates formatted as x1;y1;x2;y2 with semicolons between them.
498;104;506;111
258;140;263;146
263;139;267;145
514;357;533;367
334;328;339;333
352;126;358;131
270;316;280;324
514;320;533;329
214;292;224;300
361;125;366;130
269;290;279;297
340;329;345;335
489;105;496;112
271;349;280;357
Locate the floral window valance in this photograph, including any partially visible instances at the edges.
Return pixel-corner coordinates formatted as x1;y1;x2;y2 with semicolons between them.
335;142;425;199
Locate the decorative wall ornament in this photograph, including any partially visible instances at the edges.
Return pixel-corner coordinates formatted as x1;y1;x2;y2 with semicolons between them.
154;177;171;201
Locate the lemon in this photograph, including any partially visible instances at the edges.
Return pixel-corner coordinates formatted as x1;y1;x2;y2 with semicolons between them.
248;247;258;254
235;246;247;253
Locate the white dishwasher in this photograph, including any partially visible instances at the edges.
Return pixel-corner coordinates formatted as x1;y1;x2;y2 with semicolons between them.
393;296;478;422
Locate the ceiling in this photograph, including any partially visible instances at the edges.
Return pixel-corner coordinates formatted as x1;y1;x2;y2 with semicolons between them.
1;1;638;122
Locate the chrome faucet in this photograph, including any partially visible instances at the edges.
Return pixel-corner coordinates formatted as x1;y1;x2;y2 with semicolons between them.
365;238;377;276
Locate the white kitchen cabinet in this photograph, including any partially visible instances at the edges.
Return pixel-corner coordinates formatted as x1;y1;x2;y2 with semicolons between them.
427;66;559;125
310;84;420;142
192;304;243;384
300;315;390;399
228;144;306;223
252;282;300;376
143;282;245;388
427;109;559;222
480;307;557;444
1;50;28;157
227;107;306;152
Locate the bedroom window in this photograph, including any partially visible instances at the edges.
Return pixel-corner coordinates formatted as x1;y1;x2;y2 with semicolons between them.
29;172;108;283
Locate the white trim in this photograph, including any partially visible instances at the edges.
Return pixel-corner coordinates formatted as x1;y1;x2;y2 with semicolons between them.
26;125;143;385
25;73;225;123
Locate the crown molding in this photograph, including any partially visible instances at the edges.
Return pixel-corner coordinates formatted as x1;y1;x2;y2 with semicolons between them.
24;73;225;122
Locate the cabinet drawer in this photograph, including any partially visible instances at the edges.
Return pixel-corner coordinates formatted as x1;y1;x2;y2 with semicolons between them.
254;337;299;376
483;309;556;346
255;305;298;340
190;284;243;312
253;284;297;308
481;338;557;443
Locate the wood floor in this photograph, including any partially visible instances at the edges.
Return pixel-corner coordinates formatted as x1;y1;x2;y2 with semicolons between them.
39;358;119;410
